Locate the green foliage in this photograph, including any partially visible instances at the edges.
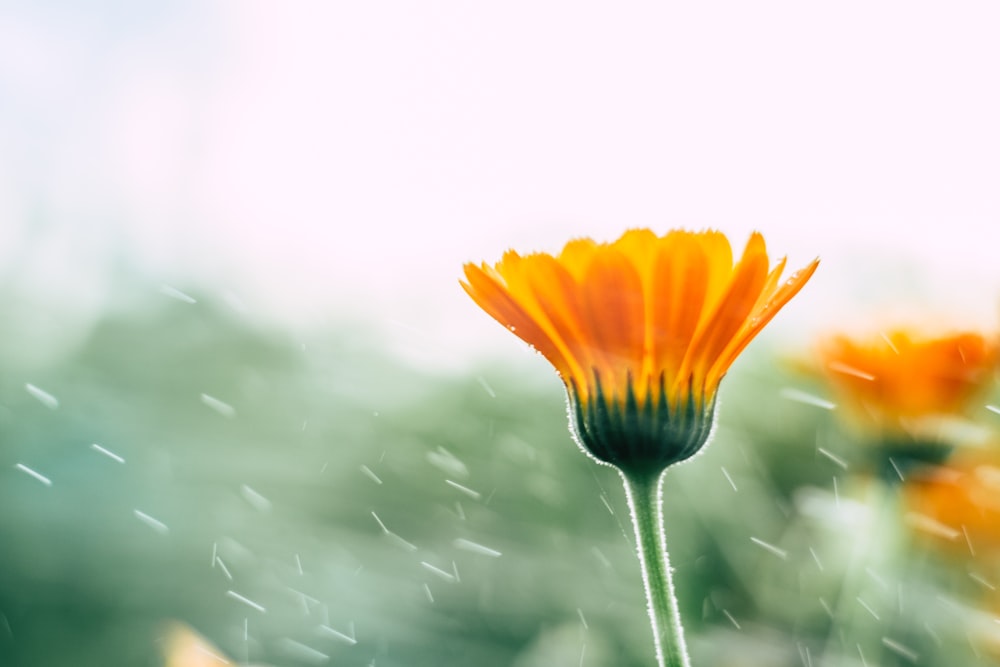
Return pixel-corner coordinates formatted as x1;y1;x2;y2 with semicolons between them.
0;291;996;666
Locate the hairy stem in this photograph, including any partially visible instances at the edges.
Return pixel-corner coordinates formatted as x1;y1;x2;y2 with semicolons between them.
621;469;691;667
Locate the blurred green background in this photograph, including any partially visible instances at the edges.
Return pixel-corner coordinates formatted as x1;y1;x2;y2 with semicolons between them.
2;278;999;666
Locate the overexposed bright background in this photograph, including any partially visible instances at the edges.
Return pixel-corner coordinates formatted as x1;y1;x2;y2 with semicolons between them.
2;0;1000;365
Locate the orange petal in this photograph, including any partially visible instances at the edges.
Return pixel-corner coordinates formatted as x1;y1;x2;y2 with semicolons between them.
612;228;659;278
516;252;593;388
558;237;599;281
749;255;787;314
679;233;769;395
648;232;709;386
579;246;645;393
461;263;571;376
697;230;735;313
708;256;819;388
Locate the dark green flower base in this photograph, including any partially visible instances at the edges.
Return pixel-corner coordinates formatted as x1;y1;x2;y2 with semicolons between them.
567;372;716;476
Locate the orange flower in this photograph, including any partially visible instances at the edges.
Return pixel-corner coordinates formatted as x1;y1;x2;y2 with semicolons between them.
905;452;1000;558
818;330;999;437
904;452;1000;660
462;229;818;472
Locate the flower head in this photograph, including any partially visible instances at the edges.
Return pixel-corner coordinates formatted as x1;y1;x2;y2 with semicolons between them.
904;453;1000;660
462;229;818;473
905;452;1000;558
817;329;999;439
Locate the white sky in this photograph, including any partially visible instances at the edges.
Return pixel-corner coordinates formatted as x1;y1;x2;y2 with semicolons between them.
2;1;999;367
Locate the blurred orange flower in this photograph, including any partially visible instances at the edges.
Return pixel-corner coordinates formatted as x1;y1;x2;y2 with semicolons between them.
462;229;818;471
905;452;1000;558
904;452;1000;661
818;330;998;438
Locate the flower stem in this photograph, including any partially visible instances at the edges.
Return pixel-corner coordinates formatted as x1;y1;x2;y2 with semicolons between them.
621;469;691;667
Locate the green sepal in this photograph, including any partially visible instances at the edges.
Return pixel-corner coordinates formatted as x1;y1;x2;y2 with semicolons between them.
567;371;716;476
